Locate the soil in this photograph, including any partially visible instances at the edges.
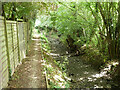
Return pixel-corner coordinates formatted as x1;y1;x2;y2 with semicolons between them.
47;35;112;88
7;38;47;88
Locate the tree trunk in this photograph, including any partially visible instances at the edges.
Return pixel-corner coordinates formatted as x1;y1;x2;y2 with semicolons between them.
66;35;77;52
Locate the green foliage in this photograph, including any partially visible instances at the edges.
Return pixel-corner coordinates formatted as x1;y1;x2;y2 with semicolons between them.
3;2;120;60
3;2;120;86
36;2;120;60
41;35;49;43
83;47;108;70
37;2;120;87
3;2;38;21
40;31;70;88
9;67;12;80
40;33;51;53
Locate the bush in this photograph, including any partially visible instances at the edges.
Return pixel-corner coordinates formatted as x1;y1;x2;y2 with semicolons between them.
82;47;107;70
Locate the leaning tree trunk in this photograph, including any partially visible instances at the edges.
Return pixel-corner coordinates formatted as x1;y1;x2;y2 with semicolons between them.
66;35;77;52
115;2;120;59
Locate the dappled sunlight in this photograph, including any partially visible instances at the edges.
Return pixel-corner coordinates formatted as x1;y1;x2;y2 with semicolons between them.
91;61;119;79
64;76;71;81
53;75;64;82
33;34;40;38
39;28;115;88
35;19;41;27
32;29;40;38
34;48;39;51
104;61;119;71
41;39;47;42
36;43;40;46
91;73;106;78
84;71;89;74
78;77;84;81
87;77;93;82
94;85;103;88
42;48;48;52
41;59;46;63
22;50;26;58
32;38;41;41
41;58;70;88
3;1;120;88
112;62;119;66
32;59;39;62
32;76;38;79
47;52;60;57
46;64;52;68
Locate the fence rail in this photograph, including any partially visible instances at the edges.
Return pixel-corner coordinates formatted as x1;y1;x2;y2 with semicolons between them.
0;16;30;89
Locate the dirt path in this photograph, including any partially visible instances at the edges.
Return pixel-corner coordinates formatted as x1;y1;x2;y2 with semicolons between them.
7;38;46;88
47;36;112;88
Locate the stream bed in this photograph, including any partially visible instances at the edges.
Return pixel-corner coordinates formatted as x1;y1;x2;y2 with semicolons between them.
46;35;113;88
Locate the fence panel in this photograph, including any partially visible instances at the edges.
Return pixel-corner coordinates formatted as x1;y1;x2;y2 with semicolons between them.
24;22;28;53
0;16;9;89
12;23;19;68
6;21;15;75
18;22;26;63
0;16;29;89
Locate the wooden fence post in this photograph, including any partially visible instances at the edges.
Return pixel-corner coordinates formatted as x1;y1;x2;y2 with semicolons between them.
0;2;2;16
0;36;2;89
16;22;21;63
11;23;15;69
3;17;11;79
27;22;29;54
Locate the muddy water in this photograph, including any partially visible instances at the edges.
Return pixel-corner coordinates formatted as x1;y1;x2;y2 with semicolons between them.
47;36;112;88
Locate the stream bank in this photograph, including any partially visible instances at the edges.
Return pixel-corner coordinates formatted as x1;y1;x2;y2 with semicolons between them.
42;32;114;88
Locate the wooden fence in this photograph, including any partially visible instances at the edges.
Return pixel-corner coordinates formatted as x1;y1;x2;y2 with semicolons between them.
0;16;30;89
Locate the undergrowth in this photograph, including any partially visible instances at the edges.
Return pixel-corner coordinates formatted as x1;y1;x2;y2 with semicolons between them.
80;46;108;70
40;32;70;88
40;31;120;88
